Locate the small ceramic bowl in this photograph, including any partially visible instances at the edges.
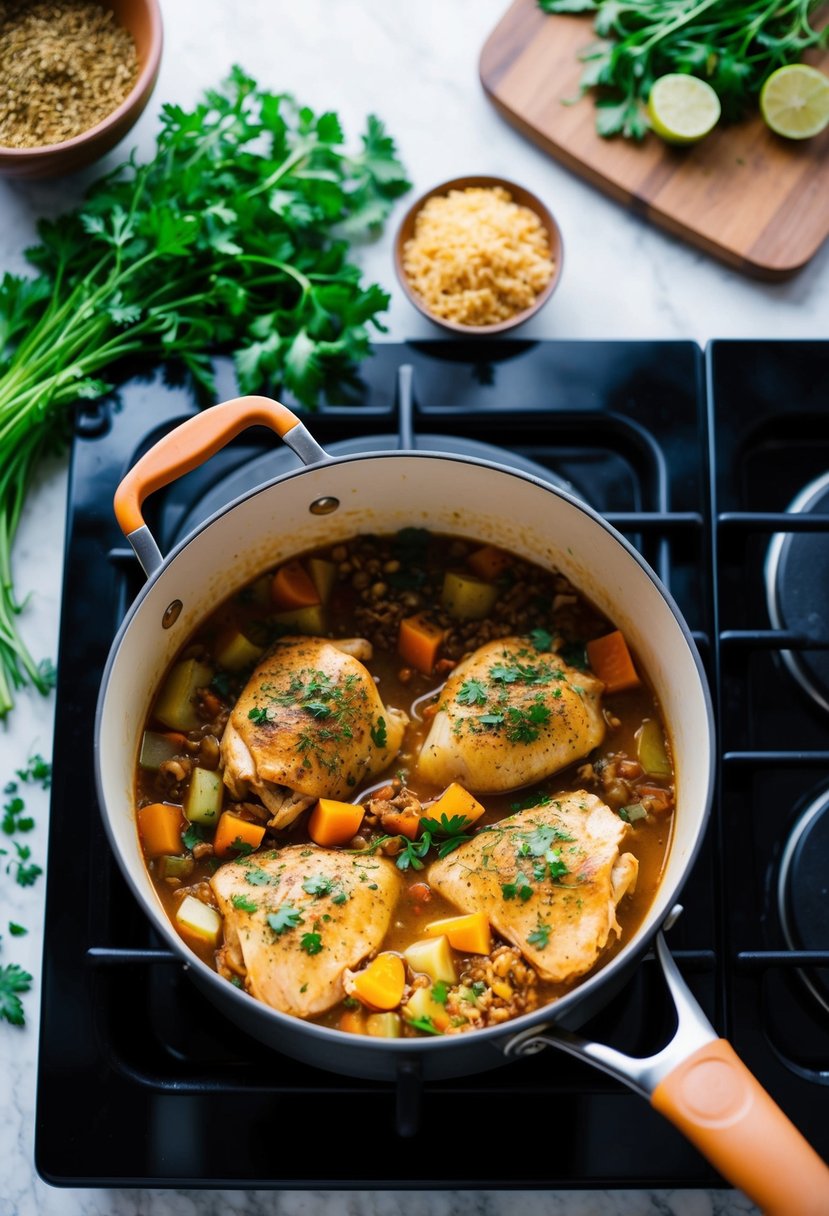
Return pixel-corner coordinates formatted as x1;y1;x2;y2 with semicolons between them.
0;0;163;180
394;174;563;336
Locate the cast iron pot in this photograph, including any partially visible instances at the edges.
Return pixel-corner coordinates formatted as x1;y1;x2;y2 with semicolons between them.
96;396;829;1214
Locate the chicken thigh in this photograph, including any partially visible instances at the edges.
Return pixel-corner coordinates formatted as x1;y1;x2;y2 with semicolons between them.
418;637;605;792
427;791;638;984
211;844;401;1018
221;636;407;827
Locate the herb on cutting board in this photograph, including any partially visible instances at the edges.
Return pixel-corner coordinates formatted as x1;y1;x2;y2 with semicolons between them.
0;66;410;717
539;0;829;140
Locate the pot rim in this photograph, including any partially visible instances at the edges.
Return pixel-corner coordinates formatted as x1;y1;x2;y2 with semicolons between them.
95;447;715;1056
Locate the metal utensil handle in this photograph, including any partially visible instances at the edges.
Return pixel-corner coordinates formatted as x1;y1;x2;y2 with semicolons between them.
113;395;328;577
506;932;829;1215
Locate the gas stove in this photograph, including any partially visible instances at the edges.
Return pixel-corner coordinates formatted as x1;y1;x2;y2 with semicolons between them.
34;339;828;1188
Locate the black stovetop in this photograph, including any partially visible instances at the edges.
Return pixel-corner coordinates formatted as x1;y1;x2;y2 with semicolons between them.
34;339;829;1188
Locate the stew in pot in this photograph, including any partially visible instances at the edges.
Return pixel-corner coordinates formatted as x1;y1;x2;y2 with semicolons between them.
135;529;674;1038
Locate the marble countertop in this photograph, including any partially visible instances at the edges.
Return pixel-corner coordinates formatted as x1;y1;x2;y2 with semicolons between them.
1;1;827;1213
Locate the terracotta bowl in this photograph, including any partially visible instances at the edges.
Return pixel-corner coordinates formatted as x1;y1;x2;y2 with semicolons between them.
394;174;564;336
0;0;163;180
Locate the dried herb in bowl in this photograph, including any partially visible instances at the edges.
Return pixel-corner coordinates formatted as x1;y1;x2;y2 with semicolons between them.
0;0;138;149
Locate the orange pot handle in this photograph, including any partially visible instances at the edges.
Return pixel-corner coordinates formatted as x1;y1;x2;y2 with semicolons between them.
114;394;322;539
652;1038;829;1215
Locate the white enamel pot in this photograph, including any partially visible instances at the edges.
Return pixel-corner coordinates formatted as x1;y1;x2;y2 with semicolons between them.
95;396;829;1213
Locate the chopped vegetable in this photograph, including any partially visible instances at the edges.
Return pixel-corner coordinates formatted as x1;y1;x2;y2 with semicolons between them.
423;911;492;955
402;984;450;1033
307;798;365;847
441;571;498;621
422;783;486;830
467;544;512;581
636;719;671;777
139;730;187;771
175;894;222;946
270;604;327;635
0;68;409;718
137;802;186;858
213;811;266;858
183;766;224;826
398;613;446;675
379;809;421;840
586;630;640;694
403;935;457;985
539;0;829;141
308;558;337;604
213;627;265;672
339;1007;365;1034
366;1011;403;1038
153;659;214;731
619;802;648;823
156;855;195;881
350;952;406;1011
271;561;322;610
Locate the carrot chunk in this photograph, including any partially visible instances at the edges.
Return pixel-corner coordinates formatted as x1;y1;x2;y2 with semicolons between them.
467;544;512;581
422;782;486;828
138;802;186;858
213;811;266;858
586;630;640;694
339;1008;366;1034
350;953;406;1011
398;613;445;675
424;912;492;955
307;798;365;847
379;808;421;840
270;560;321;610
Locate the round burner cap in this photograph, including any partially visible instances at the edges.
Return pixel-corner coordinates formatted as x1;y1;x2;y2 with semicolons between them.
778;787;829;1014
765;471;829;714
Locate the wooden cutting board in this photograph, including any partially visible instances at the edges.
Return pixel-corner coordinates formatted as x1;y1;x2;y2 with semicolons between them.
480;0;829;279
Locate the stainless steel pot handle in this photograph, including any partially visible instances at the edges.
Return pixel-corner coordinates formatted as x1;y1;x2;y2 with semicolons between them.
113;395;329;577
505;929;829;1215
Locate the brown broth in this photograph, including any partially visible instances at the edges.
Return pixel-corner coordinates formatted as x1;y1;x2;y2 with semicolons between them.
135;530;675;1036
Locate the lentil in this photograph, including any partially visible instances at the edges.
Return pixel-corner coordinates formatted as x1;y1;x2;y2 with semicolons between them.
0;0;138;149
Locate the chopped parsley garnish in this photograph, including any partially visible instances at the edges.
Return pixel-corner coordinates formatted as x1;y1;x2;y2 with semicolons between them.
2;793;33;836
527;922;552;950
370;716;387;748
302;873;349;903
16;754;52;789
267;904;304;935
303;700;333;719
431;980;450;1005
8;922;27;936
300;931;323;955
502;872;534;902
479;711;506;727
4;841;42;887
505;699;551;743
405;1014;443;1036
228;837;255;858
517;823;573;857
182;822;209;851
231;894;258;912
456;679;489;706
244;865;279;886
247;706;269;724
509;792;553;812
528;628;553;652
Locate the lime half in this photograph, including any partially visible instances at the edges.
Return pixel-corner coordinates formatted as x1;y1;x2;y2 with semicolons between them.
760;64;829;140
647;74;721;145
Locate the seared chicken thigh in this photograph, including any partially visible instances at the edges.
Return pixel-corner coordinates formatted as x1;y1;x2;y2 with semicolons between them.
428;791;638;984
221;636;407;827
211;845;401;1017
418;637;605;792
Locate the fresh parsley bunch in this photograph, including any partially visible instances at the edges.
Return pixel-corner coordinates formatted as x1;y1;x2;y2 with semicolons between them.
0;67;410;715
540;0;829;139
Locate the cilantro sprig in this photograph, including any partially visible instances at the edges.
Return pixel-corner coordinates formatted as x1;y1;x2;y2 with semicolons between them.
540;0;829;140
0;68;410;716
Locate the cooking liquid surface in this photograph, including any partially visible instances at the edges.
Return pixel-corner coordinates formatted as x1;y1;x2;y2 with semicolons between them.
135;530;675;1035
